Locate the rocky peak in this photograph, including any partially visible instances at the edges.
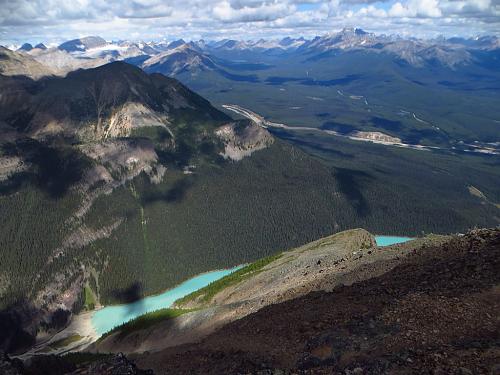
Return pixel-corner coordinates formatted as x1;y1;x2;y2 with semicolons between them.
0;60;228;141
17;43;33;52
58;36;107;52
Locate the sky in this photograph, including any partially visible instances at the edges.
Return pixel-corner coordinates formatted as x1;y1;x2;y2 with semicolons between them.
1;0;499;46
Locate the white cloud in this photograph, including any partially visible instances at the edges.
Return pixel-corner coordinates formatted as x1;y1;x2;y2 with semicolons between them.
213;1;293;22
0;0;498;45
389;0;442;18
357;5;387;17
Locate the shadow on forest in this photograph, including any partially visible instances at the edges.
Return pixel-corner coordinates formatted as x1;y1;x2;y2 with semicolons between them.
269;128;355;159
0;301;37;354
140;177;194;206
368;117;403;132
0;139;89;199
110;282;145;314
265;74;361;86
334;167;373;217
321;121;357;135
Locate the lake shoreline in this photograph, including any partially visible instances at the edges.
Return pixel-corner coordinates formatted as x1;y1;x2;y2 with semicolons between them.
94;264;247;310
91;265;245;335
22;235;412;357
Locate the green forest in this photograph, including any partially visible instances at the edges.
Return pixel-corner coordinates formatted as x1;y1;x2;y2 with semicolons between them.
1;130;499;309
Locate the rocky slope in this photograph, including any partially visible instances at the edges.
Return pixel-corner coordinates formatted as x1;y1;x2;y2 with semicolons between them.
127;228;499;374
215;121;274;161
4;228;498;373
25;47;108;77
0;351;153;375
0;46;54;79
93;229;450;354
142;45;216;76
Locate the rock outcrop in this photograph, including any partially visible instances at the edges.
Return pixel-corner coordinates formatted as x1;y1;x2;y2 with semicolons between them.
70;353;153;375
215;121;274;161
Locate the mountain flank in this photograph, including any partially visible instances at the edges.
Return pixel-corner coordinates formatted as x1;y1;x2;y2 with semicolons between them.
0;46;55;79
128;228;499;374
4;228;495;374
0;61;228;140
92;230;449;354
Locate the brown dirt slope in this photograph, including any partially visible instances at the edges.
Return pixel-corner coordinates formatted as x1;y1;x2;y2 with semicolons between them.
134;228;500;374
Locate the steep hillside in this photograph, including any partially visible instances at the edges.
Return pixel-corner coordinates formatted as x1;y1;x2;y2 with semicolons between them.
25;47;109;76
0;62;236;354
0;61;228;139
140;45;260;84
123;228;498;374
3;228;497;373
0;46;54;79
93;229;451;355
142;45;215;76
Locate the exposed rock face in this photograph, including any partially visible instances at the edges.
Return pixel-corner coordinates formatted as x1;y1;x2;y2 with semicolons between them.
103;102;170;139
142;45;216;76
215;121;274;161
0;156;27;181
80;138;158;178
50;220;123;262
26;47;108;77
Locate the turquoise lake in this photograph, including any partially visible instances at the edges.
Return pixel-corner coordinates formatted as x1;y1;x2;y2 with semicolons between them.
92;235;412;335
375;235;413;247
91;265;243;335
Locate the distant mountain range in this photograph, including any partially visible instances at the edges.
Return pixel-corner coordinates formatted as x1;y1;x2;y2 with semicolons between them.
7;28;500;76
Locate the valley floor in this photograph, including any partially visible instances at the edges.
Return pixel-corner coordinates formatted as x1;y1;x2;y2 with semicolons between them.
222;104;500;155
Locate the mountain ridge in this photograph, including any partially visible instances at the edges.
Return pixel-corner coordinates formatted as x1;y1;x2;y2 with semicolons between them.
9;29;500;76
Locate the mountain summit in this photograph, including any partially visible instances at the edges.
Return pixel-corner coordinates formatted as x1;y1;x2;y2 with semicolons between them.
0;61;228;140
58;36;107;52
